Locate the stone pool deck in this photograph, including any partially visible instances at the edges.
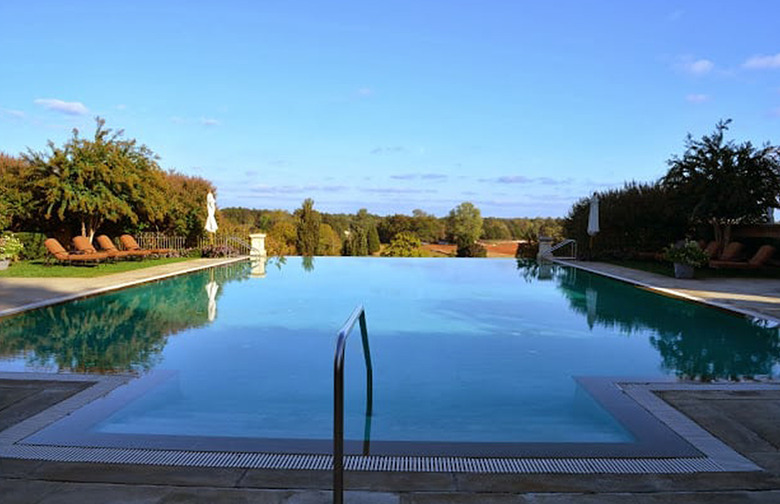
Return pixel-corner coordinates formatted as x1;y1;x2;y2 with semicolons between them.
1;258;779;503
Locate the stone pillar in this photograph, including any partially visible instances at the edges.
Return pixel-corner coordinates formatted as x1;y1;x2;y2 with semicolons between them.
537;235;553;261
249;233;267;257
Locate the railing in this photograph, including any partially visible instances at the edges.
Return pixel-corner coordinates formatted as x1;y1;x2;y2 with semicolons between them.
198;235;256;256
548;239;577;259
333;305;373;504
136;233;185;251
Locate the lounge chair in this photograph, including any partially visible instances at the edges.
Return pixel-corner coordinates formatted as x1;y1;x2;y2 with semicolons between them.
717;241;745;262
700;241;720;259
120;234;174;256
44;238;108;265
72;236;114;261
96;235;149;259
710;245;776;269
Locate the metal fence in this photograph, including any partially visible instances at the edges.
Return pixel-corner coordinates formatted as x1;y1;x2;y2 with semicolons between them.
135;233;186;251
198;234;253;256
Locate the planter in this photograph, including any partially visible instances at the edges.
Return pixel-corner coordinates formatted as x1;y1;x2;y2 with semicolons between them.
0;259;9;271
673;262;694;279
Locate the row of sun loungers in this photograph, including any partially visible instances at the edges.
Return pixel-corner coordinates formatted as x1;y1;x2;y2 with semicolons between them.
700;241;776;269
44;235;174;265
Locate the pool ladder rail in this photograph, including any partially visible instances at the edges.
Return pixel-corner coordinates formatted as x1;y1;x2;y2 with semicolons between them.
333;305;373;504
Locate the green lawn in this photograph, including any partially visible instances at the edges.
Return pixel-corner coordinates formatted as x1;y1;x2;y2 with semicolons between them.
0;257;191;278
606;259;780;279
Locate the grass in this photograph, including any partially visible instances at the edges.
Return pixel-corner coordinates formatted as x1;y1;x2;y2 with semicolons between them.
0;257;192;278
605;259;780;279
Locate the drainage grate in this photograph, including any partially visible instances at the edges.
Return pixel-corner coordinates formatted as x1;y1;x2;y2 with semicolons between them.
0;444;726;474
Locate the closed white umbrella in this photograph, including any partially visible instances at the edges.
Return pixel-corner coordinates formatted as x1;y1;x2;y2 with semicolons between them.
587;193;600;237
205;192;218;234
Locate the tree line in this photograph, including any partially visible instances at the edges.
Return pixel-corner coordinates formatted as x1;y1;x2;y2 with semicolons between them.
1;118;216;247
220;202;563;257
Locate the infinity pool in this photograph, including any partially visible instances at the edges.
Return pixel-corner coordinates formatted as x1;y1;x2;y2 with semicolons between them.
1;258;778;455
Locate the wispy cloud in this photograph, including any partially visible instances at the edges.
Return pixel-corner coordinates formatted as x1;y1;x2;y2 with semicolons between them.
357;87;373;96
743;53;780;70
200;117;220;126
390;173;447;181
116;104;127;111
371;146;404;155
251;184;347;195
769;107;780;118
685;93;710;104
667;9;684;22
482;175;572;186
33;98;88;115
675;57;714;76
1;108;25;118
170;116;186;124
361;187;437;194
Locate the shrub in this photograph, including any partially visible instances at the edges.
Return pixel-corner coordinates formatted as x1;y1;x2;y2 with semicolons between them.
662;240;709;267
201;245;238;258
456;243;487;258
14;232;47;260
0;232;25;261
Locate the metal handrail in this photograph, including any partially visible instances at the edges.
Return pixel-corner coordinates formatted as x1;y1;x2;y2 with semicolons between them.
548;238;577;259
333;305;373;504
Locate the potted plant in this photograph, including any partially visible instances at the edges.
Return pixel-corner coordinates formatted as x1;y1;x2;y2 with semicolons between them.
662;239;708;279
0;232;24;270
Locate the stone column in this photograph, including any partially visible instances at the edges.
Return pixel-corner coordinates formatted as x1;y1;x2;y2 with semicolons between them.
537;235;553;261
249;233;267;257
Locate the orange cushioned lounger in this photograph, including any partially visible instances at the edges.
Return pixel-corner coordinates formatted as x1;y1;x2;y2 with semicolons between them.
44;238;106;264
96;235;148;259
119;234;174;256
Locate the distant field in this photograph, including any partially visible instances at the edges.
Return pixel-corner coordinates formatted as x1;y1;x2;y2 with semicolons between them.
420;240;519;258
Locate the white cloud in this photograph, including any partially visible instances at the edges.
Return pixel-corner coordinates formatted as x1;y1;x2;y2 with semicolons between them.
200;117;220;126
33;98;88;115
676;57;714;76
1;108;25;118
357;88;373;96
685;93;710;104
743;53;780;69
116;104;127;110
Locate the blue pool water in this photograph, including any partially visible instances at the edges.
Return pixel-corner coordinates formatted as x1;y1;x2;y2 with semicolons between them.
1;258;778;451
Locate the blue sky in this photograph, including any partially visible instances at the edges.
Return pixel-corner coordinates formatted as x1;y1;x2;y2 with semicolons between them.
1;1;778;218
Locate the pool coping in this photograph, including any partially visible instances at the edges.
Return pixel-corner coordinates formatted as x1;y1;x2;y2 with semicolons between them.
1;371;772;474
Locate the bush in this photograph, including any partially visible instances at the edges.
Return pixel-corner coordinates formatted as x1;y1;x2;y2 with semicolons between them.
515;241;539;259
0;232;25;261
662;240;709;267
456;243;487;258
201;245;238;258
14;232;47;260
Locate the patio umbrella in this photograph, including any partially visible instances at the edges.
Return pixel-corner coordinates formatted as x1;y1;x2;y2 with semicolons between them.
587;193;600;237
205;192;218;234
587;193;599;250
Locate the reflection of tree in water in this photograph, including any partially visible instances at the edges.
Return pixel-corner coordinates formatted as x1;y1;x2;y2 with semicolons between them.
0;262;253;373
518;259;780;380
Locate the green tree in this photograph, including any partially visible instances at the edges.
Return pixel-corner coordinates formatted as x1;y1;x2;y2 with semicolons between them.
317;223;342;255
267;221;297;256
481;218;512;240
295;198;321;256
160;171;216;245
367;224;381;254
343;227;368;256
381;231;425;257
0;153;34;230
411;209;445;243
447;202;483;250
661;120;780;246
24;117;169;242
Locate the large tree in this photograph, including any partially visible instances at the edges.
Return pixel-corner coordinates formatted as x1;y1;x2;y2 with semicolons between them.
661;120;780;246
447;202;483;249
295;198;321;256
24;117;170;242
0;153;34;230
